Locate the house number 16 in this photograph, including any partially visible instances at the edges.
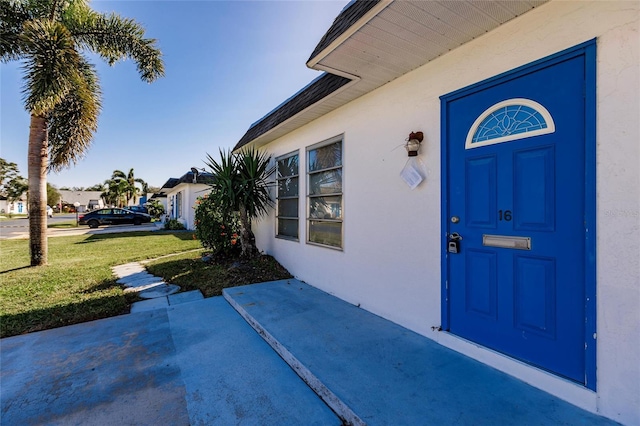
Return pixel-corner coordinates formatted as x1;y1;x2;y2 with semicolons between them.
498;210;513;221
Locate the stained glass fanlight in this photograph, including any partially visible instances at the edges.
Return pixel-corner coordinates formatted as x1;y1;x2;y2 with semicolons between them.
466;99;555;149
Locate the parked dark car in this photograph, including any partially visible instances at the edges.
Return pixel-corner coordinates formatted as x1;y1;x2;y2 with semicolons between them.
79;208;151;228
126;205;148;214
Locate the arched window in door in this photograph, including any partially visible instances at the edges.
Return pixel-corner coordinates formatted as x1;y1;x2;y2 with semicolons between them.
466;98;555;149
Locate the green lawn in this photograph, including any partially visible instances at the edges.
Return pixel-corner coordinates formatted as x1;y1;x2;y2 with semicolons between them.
0;231;202;338
47;221;78;228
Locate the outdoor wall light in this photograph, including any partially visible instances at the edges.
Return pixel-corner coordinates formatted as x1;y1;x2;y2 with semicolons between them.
405;131;424;157
401;131;427;190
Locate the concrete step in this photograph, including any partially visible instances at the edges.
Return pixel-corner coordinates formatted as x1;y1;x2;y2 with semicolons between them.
224;279;618;426
130;290;203;313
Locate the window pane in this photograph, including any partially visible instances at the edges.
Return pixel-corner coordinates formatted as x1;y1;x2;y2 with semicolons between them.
309;196;342;219
278;177;298;198
309;141;342;172
278;219;298;238
278;199;298;218
309;170;342;195
278;155;299;178
309;221;342;248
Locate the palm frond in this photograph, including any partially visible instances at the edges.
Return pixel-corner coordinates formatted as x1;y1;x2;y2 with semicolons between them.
20;19;82;115
0;0;31;61
135;177;148;194
48;57;101;169
236;147;274;220
204;149;239;212
69;10;164;82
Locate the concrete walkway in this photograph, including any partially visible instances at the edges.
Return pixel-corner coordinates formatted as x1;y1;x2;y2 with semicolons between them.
0;297;339;425
1;278;620;425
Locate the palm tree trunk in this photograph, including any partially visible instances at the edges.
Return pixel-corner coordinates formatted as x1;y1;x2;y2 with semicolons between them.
238;205;257;259
28;115;48;266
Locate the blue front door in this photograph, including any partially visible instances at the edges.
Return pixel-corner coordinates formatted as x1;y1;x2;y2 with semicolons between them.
442;46;593;385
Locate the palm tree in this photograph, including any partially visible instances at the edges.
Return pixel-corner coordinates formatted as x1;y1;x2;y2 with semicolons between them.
1;1;164;265
204;148;274;259
101;176;129;207
111;168;147;206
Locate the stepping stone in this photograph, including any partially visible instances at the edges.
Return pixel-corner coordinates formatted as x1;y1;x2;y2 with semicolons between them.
121;278;166;289
112;264;145;277
123;282;167;293
117;273;163;286
139;284;180;299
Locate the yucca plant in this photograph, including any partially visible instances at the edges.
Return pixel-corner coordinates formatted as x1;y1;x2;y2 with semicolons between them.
1;0;164;265
204;148;274;259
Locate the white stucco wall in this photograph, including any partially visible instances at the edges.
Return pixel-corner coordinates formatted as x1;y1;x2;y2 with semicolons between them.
166;183;211;230
252;1;639;424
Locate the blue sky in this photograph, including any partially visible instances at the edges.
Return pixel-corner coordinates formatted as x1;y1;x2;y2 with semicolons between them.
1;0;347;189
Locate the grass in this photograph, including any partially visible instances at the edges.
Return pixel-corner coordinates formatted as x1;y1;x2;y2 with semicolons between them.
0;214;27;221
0;231;202;338
1;231;293;338
47;221;78;228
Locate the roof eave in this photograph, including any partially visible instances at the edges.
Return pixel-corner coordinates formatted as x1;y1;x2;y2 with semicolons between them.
306;0;392;69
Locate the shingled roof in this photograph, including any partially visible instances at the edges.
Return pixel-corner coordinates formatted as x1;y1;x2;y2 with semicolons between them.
233;1;381;151
233;73;351;150
160;172;215;191
307;0;381;62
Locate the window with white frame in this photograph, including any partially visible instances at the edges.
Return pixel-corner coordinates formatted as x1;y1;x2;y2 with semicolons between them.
307;136;343;249
175;191;183;218
276;151;299;239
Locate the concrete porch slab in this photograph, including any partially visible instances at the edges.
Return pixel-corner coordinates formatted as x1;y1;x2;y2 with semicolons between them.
224;279;618;426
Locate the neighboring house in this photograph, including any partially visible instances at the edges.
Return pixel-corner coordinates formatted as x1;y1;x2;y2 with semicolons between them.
159;171;214;230
58;190;105;212
0;195;27;215
233;1;639;424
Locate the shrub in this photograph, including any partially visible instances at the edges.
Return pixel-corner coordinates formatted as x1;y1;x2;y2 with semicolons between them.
146;199;165;219
194;194;240;258
164;218;185;230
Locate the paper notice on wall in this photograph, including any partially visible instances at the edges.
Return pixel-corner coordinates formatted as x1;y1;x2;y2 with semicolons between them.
401;157;425;189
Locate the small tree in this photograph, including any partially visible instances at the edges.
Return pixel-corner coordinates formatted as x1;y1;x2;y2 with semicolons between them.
146;199;165;219
46;183;60;207
203;148;273;259
194;194;240;258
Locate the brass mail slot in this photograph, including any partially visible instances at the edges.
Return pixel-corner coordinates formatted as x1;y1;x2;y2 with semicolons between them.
483;235;531;250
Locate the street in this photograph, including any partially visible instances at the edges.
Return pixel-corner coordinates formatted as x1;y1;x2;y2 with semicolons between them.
0;214;160;239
